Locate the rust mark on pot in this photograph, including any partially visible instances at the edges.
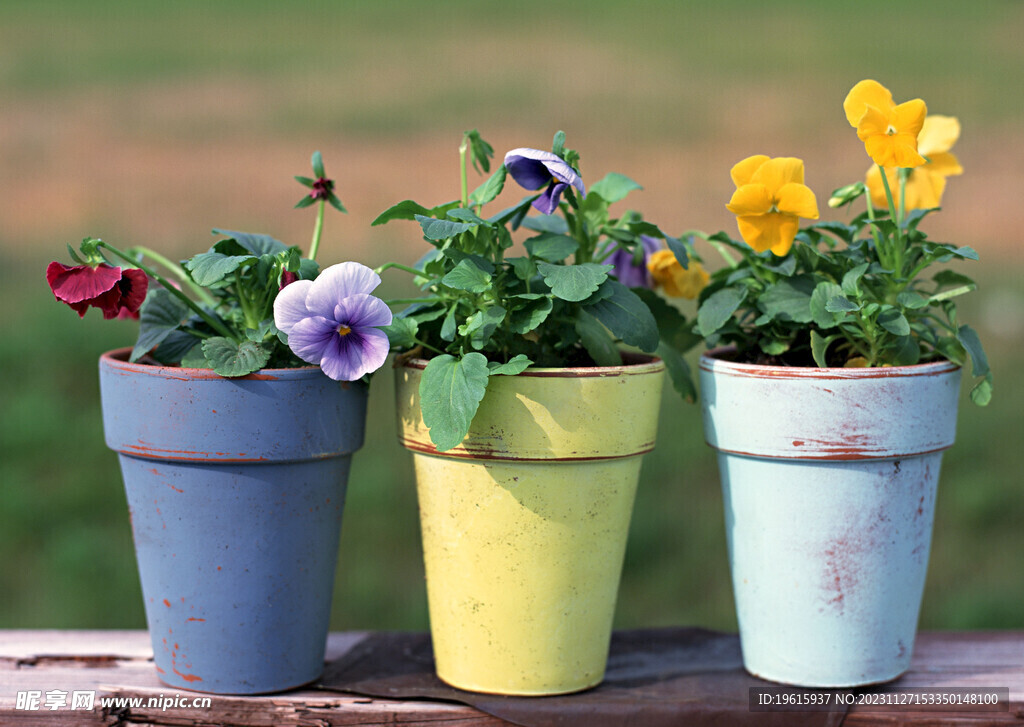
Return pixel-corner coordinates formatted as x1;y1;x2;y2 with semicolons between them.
185;617;205;622
155;666;165;674
163;599;171;608
121;442;268;462
710;443;952;461
399;437;654;462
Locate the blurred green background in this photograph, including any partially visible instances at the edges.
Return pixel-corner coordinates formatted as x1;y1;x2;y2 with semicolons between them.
2;0;1022;633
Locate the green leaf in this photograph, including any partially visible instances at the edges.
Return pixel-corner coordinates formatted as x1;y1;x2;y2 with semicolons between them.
202;338;272;377
537;262;611;302
448;208;493;226
245;319;277;343
889;335;921;366
130;289;192;362
460;306;506;349
488;354;533;376
760;338;790;356
180;342;213;369
381;317;418;349
415;215;476;241
440;307;458;341
524;233;579;262
507;295;553;335
185;251;254;287
149;329;202;365
552;130;566;157
632;288;702;354
810;282;846;329
508;256;538;282
574;309;622;366
933;270;975;288
826;296;860;313
589;172;642;203
697;287;745;337
957;324;990;379
841;262;870;297
810;330;837;368
665;236;690;269
584;280;659;353
877;308;911;336
656;341;696;402
442;249;495;274
489;194;537;229
211;229;288;256
465;130;494;174
470;166;507;207
311;150;325;178
371;200;433;226
521;214;569;234
758;276;815;323
897;291;929;309
442;259;492;293
419;353;491;451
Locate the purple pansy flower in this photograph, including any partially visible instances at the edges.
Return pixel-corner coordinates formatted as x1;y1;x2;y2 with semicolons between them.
599;234;662;289
273;262;393;381
503;148;586;215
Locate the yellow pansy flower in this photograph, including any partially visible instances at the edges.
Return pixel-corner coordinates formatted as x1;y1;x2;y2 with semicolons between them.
844;79;927;168
647;250;709;299
865;115;963;210
725;155;819;256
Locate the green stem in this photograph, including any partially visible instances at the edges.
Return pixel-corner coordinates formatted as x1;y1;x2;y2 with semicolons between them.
878;166;905;275
131;246;215;305
385;297;444;306
308;199;326;261
898;168;908;226
99;242;237;340
375;262;430;278
459;138;469;208
414;337;446;356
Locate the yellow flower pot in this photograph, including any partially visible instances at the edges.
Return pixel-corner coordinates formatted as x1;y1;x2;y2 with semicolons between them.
395;355;665;695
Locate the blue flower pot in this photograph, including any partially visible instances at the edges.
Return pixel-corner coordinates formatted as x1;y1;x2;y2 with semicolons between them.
99;349;368;694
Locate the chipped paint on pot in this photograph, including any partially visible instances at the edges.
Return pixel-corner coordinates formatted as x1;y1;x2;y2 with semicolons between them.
99;349;367;694
396;355;665;696
700;351;961;688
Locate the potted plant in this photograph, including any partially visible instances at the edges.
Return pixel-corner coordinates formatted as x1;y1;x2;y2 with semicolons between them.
45;154;392;694
690;80;991;687
373;131;706;695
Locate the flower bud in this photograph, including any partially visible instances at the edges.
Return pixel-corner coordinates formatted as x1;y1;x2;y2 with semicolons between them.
828;182;866;208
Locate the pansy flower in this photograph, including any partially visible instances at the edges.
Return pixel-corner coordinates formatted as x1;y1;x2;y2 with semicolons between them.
274;262;392;381
647;250;709;299
504;148;586;214
844;80;927;169
726;155;819;256
46;262;148;319
599;234;662;288
865;115;963;210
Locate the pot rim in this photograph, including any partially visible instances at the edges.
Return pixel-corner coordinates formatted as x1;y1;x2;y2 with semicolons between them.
99;347;331;382
400;351;664;378
699;346;959;380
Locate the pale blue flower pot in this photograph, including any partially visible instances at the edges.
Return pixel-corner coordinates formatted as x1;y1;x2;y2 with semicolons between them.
99;349;367;694
700;352;961;688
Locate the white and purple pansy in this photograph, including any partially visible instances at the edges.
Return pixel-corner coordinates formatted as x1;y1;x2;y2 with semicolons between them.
273;262;393;381
503;147;586;215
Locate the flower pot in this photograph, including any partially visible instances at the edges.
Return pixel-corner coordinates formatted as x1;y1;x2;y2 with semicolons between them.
395;356;665;695
99;348;368;694
699;351;961;688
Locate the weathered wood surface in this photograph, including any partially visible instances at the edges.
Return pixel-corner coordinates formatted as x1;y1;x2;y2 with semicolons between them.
1;631;1022;726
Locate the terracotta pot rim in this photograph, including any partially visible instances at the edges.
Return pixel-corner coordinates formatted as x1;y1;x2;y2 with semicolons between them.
99;347;332;382
699;346;959;380
400;351;664;378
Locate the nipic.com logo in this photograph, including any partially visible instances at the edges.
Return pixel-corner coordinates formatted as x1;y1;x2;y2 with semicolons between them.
15;690;212;712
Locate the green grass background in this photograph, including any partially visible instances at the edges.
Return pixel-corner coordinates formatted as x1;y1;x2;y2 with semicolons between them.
1;0;1022;632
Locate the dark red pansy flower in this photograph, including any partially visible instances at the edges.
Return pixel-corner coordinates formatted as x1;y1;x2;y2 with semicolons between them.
46;262;148;319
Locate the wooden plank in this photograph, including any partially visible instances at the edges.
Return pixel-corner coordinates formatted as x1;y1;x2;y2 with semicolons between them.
1;630;1021;726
